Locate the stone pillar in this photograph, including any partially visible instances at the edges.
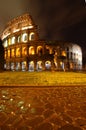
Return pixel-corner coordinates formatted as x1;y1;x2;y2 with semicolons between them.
9;62;11;71
42;45;45;55
51;60;55;71
42;61;45;71
13;62;16;71
15;47;16;58
34;45;37;55
26;61;28;71
27;46;29;56
20;62;22;71
34;61;37;71
20;46;22;58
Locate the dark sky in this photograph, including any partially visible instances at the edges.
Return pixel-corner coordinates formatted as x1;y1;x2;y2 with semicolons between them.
0;0;86;61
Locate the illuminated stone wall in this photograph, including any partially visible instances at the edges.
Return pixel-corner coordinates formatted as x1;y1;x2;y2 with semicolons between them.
1;14;82;71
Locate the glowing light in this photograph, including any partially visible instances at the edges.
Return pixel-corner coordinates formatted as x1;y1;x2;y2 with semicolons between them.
21;25;33;30
21;106;24;109
3;40;8;47
10;98;13;101
45;61;51;70
29;32;35;41
16;48;20;57
8;50;10;57
37;46;43;54
18;36;21;43
13;29;20;33
2;33;11;40
22;61;26;71
12;37;15;44
62;51;66;57
29;46;35;55
28;104;31;107
22;33;28;42
29;61;34;71
11;49;15;57
22;47;27;56
8;38;11;45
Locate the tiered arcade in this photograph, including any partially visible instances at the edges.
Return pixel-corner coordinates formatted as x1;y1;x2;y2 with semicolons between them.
1;14;82;71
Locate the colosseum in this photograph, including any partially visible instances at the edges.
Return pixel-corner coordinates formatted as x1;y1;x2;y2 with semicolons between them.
1;14;82;71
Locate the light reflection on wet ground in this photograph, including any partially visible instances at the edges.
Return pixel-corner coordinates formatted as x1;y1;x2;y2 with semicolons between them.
0;86;86;130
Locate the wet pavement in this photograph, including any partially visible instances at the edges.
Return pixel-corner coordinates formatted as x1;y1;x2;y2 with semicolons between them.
0;86;86;130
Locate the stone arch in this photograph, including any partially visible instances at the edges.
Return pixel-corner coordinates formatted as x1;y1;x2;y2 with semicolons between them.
11;48;15;57
11;36;16;44
29;32;35;41
37;46;43;56
22;61;26;71
60;61;65;70
29;61;34;71
11;62;15;71
3;40;8;47
29;46;35;55
18;35;21;43
8;38;11;46
16;48;20;57
45;45;52;54
22;47;27;56
8;49;10;58
22;33;28;42
37;61;42;71
45;61;51;70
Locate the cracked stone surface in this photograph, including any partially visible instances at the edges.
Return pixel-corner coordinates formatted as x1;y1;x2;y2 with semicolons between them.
0;86;86;130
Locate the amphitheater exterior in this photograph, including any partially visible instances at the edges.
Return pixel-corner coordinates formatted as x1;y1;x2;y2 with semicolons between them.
1;14;82;71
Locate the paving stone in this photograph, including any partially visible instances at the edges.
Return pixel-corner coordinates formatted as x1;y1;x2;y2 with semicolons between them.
50;116;62;126
0;125;11;130
45;102;54;109
29;106;44;115
58;124;82;130
43;109;55;118
75;118;86;126
61;113;73;123
25;116;44;127
34;122;53;130
17;126;29;130
0;87;85;130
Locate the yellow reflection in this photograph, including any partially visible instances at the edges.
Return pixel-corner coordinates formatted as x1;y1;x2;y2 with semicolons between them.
8;50;10;57
62;51;66;56
29;46;35;55
8;38;11;45
22;47;27;56
16;48;20;57
11;49;15;57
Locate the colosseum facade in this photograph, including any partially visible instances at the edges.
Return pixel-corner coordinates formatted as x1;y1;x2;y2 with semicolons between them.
1;14;82;71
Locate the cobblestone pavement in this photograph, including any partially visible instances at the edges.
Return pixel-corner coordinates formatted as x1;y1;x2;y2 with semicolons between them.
0;86;86;130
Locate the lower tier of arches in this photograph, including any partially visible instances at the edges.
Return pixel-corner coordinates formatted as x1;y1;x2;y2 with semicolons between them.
4;60;82;72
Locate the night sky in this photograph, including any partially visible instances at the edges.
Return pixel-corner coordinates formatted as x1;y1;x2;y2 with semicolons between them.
0;0;86;63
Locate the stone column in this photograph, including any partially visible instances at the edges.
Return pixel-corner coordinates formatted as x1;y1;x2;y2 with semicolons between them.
42;61;45;71
9;62;11;71
20;62;22;71
34;61;37;71
15;47;16;58
34;45;37;55
26;46;29;56
20;46;22;58
14;62;16;71
51;60;55;71
26;61;28;71
10;49;12;58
